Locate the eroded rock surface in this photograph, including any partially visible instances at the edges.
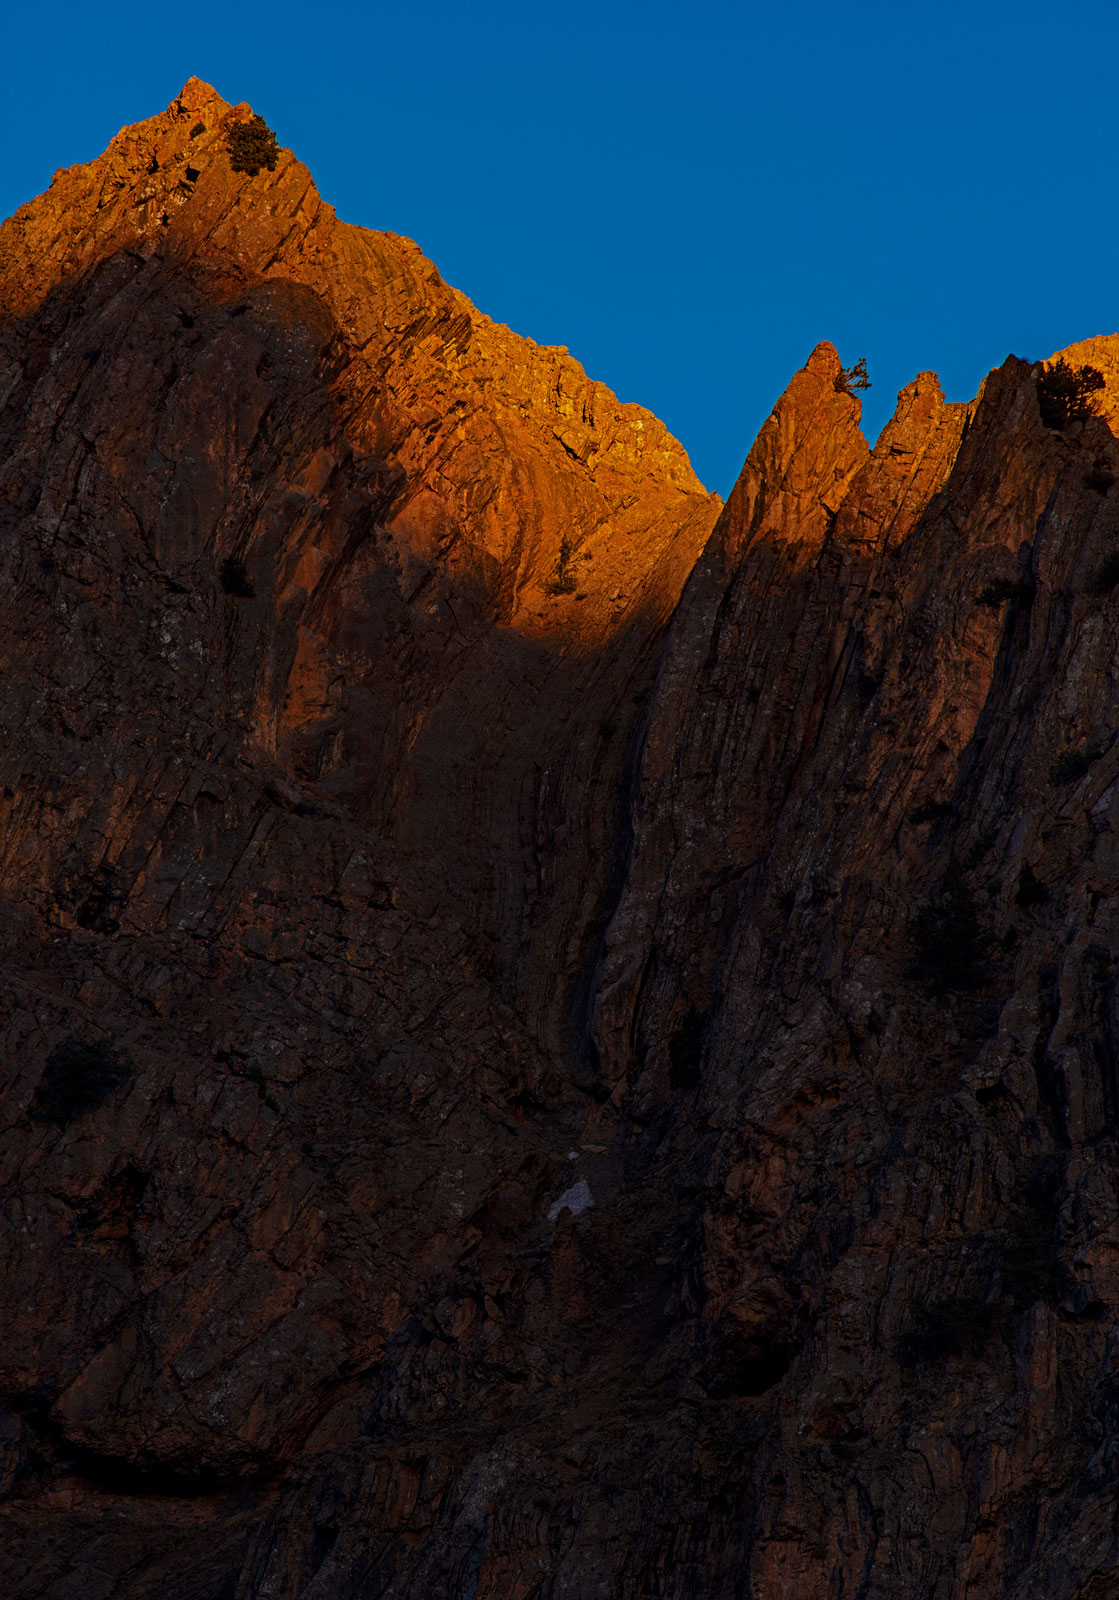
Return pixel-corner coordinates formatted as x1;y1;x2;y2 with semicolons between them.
2;80;1119;1600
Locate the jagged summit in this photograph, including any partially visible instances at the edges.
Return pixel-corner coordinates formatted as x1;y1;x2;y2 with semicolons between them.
1;78;705;497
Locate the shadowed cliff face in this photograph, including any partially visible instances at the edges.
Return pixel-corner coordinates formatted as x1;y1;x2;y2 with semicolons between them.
3;79;1119;1600
0;77;718;1053
589;340;1119;1598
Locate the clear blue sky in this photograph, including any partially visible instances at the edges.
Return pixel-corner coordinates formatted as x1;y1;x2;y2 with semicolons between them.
3;1;1117;495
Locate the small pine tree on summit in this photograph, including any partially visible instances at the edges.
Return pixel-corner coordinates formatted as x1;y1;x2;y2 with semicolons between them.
225;114;279;177
835;358;871;395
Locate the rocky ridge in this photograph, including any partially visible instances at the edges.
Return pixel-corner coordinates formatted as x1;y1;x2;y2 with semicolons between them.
1;80;1119;1600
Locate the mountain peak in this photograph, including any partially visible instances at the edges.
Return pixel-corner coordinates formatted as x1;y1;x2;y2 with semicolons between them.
0;86;704;498
0;79;306;321
173;75;227;110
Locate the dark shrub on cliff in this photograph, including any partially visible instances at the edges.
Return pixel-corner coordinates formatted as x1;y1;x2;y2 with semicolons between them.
1050;746;1103;785
247;1064;281;1113
544;536;578;595
997;1194;1059;1309
220;556;255;597
911;865;988;991
1036;359;1105;429
900;1295;999;1363
1095;549;1119;591
668;1007;706;1090
977;578;1033;608
225;114;279;177
32;1037;133;1126
835;358;871;395
908;799;952;825
1015;864;1048;909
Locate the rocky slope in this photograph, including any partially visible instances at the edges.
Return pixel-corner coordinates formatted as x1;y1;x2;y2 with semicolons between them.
1;80;1119;1600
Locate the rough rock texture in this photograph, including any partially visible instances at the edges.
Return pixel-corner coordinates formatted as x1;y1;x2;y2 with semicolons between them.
3;80;1119;1599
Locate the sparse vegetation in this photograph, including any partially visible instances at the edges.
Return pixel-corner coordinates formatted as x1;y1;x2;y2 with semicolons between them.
247;1064;281;1113
900;1295;999;1364
76;863;124;934
1036;358;1105;430
31;1036;133;1127
544;536;578;595
910;864;989;991
220;556;255;598
1050;746;1104;785
835;358;871;396
1015;864;1049;909
225;114;279;177
909;799;952;825
901;1176;1060;1364
668;1007;706;1090
997;1197;1058;1309
965;829;999;869
977;578;1032;608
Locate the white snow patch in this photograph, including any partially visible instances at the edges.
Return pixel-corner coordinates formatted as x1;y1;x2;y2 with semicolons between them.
547;1179;594;1222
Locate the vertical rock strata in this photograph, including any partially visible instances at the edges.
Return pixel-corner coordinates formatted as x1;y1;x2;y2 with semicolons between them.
592;339;1119;1598
2;79;1119;1600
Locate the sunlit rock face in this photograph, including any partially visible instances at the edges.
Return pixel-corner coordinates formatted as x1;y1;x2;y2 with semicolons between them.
2;80;1119;1600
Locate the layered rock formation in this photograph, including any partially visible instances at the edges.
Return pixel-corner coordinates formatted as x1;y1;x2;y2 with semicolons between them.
2;80;1119;1599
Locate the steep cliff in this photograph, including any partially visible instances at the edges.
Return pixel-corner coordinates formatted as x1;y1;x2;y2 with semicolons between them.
2;81;1119;1600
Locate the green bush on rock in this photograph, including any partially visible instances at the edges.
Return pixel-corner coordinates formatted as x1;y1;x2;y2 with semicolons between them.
225;114;279;177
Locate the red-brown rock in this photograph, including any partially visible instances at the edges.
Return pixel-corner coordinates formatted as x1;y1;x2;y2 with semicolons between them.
2;80;1119;1600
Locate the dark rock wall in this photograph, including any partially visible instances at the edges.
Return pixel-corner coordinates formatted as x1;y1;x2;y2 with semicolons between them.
1;79;1118;1600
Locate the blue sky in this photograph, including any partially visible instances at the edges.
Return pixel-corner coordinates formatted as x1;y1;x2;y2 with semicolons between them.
3;1;1117;495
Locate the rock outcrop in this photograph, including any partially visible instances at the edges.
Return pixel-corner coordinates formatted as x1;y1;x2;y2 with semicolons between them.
2;80;1119;1600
